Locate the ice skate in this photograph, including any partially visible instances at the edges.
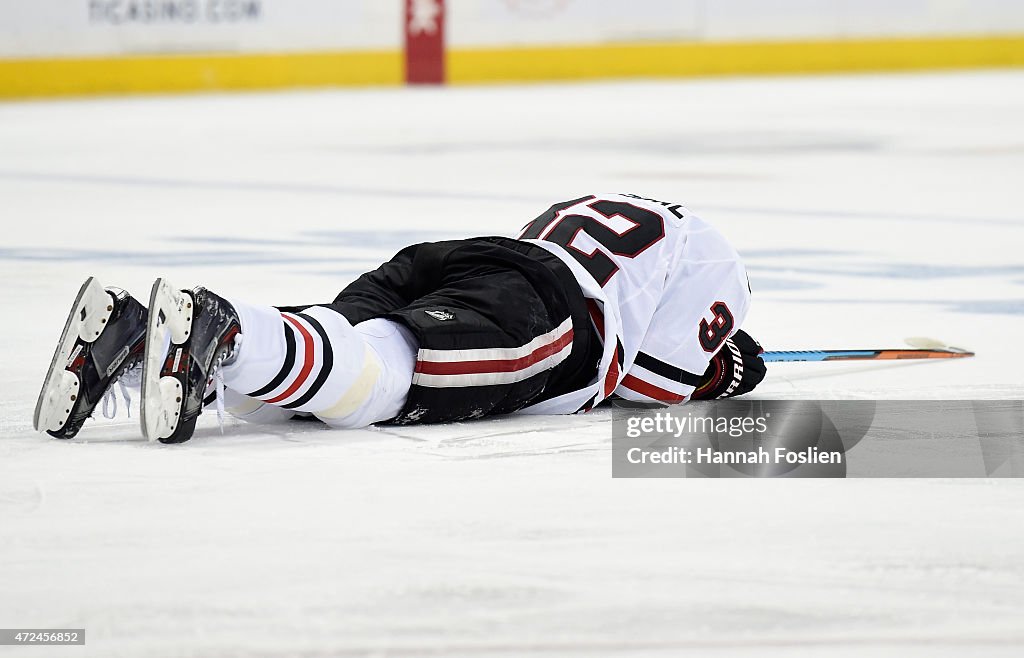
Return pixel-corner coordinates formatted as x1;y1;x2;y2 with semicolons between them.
141;279;241;443
34;277;148;439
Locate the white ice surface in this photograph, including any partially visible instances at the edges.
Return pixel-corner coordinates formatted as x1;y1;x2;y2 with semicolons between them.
1;72;1023;657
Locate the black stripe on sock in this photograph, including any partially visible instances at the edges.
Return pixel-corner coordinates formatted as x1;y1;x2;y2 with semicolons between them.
634;351;702;387
281;313;334;410
246;320;297;398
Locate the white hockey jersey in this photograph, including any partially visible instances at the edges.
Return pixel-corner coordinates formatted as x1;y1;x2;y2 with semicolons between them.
518;193;751;413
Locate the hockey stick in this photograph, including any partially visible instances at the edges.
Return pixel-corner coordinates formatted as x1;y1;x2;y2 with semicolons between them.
761;338;973;363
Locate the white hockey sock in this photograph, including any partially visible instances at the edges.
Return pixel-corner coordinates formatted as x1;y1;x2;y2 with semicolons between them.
221;387;295;424
222;299;415;428
347;318;417;427
221;299;289;395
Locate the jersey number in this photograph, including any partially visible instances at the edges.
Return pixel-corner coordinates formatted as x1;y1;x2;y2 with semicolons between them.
519;196;665;286
699;301;734;352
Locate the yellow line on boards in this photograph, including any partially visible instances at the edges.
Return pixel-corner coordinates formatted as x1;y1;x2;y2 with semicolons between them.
448;34;1024;83
0;50;402;99
1;35;1022;99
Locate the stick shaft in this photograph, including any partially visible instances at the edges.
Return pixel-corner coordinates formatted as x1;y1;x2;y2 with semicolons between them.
761;348;973;363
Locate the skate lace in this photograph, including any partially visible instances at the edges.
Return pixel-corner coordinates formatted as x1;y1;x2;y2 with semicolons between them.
209;333;243;433
101;362;142;420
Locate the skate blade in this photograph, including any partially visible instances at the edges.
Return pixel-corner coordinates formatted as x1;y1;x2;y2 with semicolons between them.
34;277;115;434
141;278;192;442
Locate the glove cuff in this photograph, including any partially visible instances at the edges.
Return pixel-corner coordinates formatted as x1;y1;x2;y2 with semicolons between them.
692;339;745;400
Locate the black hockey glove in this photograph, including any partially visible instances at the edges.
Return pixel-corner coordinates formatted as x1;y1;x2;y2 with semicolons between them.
691;329;766;400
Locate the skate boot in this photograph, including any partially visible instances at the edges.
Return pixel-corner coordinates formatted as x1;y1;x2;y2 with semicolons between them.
34;277;148;439
141;279;241;443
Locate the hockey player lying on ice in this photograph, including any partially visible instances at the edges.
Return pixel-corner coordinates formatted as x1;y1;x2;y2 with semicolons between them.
35;193;767;443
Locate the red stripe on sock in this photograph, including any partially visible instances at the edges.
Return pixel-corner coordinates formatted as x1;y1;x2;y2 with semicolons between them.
264;314;315;405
